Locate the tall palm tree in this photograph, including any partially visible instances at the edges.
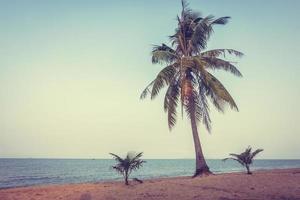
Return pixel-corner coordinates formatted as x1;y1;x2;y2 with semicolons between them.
140;0;243;176
110;152;145;185
223;146;263;174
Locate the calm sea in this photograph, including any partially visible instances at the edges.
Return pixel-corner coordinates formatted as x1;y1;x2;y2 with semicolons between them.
0;159;299;189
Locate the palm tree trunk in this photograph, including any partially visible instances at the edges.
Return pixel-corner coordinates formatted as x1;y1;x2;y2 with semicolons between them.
246;165;252;175
124;171;129;185
191;112;211;177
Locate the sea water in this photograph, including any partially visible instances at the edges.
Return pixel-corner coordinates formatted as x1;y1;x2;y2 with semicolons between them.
0;158;299;189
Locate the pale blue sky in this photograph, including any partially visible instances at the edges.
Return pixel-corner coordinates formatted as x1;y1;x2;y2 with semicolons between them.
0;0;299;159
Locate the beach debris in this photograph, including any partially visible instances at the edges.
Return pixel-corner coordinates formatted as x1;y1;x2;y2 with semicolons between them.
133;178;143;183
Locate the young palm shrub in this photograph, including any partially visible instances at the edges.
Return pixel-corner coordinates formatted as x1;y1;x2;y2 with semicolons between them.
110;152;145;185
223;146;263;174
140;0;243;176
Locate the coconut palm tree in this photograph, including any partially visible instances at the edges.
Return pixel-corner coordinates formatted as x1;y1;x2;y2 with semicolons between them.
140;0;243;176
110;152;145;185
223;146;263;174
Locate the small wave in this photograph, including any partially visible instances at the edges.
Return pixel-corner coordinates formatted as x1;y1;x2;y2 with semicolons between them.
6;176;60;182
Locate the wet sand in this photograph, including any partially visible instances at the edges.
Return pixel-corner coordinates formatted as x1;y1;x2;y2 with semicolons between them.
0;168;299;200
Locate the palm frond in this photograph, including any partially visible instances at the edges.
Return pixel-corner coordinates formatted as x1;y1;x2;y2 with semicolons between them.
109;153;124;163
128;152;146;173
211;16;231;25
250;149;264;160
201;49;244;58
181;0;189;16
151;64;178;99
131;152;144;160
229;153;241;158
193;57;238;111
140;80;154;100
190;15;214;51
187;69;212;131
245;146;252;154
111;165;124;174
198;79;211;131
152;44;177;64
202;57;243;77
204;72;238;111
223;157;245;166
164;80;180;130
184;89;202;124
196;72;225;113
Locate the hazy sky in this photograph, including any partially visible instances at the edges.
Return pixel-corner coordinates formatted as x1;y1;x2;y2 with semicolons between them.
0;0;299;159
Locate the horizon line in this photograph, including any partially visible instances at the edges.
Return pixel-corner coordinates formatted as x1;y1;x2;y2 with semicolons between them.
0;157;299;160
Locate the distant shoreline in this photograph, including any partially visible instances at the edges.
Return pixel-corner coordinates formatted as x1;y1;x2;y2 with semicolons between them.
1;168;299;200
1;158;300;160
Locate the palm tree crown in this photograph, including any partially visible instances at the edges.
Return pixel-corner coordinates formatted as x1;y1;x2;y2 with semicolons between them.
110;152;145;185
141;0;243;176
141;0;243;131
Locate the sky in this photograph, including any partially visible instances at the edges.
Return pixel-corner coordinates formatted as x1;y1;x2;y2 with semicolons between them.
0;0;299;159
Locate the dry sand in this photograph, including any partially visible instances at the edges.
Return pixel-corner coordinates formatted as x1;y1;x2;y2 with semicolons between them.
0;168;299;200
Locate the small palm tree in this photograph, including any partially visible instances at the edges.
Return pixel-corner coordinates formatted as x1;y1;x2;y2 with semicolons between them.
110;152;145;185
223;146;263;174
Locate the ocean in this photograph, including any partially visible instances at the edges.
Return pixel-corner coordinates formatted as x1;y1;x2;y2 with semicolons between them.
0;159;299;189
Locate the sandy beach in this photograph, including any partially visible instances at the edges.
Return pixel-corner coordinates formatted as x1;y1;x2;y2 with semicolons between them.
0;168;299;200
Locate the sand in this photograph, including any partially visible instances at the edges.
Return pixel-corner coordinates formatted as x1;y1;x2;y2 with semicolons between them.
0;168;299;200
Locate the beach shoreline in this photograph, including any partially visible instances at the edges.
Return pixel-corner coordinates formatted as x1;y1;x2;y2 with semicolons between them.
1;168;299;200
0;167;298;190
0;167;299;189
